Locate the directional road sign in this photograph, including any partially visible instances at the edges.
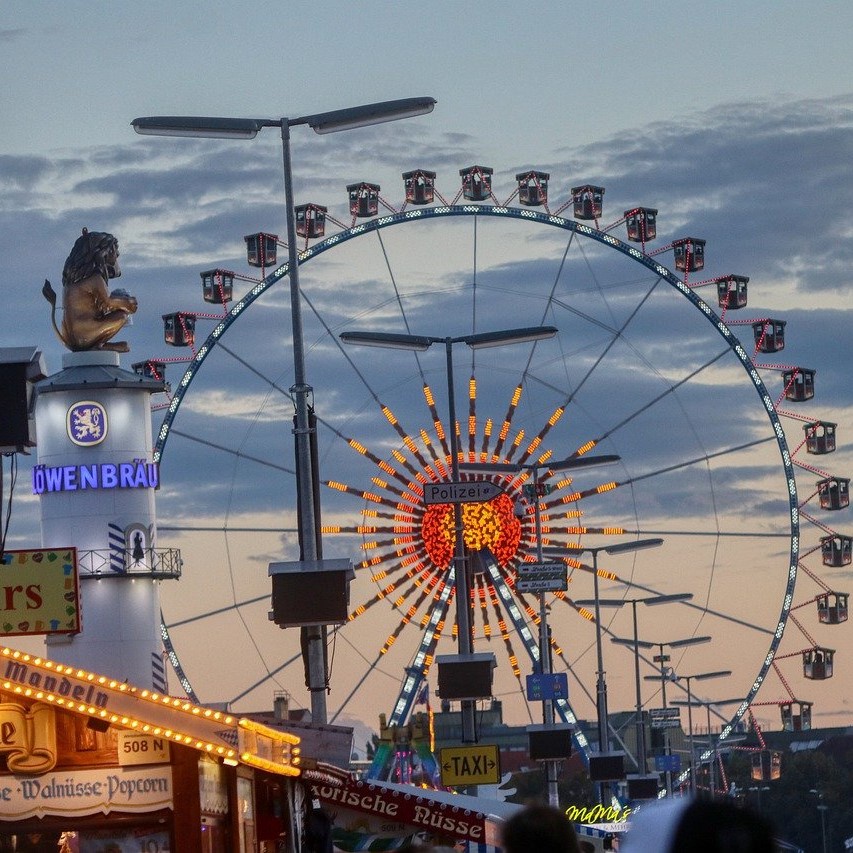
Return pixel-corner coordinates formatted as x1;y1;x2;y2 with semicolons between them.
517;562;565;577
649;707;680;719
517;578;567;592
649;707;680;729
516;562;567;593
439;743;501;786
423;480;504;505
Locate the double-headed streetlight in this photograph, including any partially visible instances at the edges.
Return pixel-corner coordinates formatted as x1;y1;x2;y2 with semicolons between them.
671;696;731;797
634;635;712;795
546;538;663;799
132;98;437;725
462;455;621;806
340;326;558;743
668;669;731;792
810;789;829;853
582;590;689;776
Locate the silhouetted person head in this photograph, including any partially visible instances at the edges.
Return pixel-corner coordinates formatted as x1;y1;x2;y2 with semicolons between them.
622;798;777;853
502;804;582;853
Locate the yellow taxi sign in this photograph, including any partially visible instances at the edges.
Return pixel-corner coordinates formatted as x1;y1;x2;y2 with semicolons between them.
439;743;501;786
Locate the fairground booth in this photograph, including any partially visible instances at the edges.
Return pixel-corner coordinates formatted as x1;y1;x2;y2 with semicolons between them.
0;646;305;852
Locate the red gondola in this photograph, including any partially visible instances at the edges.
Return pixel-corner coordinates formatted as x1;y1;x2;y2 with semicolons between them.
571;184;604;220
459;165;493;201
804;421;836;455
403;170;436;206
625;207;657;242
163;312;196;347
672;237;706;272
244;232;278;267
347;182;380;218
803;647;834;680
515;170;550;207
200;269;234;305
783;367;815;402
817;476;850;510
716;275;749;310
820;534;851;567
780;701;812;731
295;204;327;238
752;319;786;353
817;591;849;624
131;360;166;381
751;750;782;781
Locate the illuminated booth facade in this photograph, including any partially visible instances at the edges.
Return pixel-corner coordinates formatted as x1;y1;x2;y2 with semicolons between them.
0;648;303;852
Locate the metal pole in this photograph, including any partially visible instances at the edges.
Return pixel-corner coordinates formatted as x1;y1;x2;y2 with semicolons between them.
280;120;327;725
707;703;715;797
659;643;672;797
686;677;696;793
532;467;559;806
445;338;476;744
592;550;610;802
631;600;646;773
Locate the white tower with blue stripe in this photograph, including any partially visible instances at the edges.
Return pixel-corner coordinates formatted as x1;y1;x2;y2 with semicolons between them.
33;351;177;690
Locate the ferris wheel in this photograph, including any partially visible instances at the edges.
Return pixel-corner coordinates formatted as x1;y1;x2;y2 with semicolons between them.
137;165;848;781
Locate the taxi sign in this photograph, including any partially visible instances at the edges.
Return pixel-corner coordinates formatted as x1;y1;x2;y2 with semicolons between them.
423;480;504;505
439;743;501;786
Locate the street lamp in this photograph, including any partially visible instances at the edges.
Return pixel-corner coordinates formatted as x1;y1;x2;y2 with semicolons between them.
670;669;731;792
748;785;770;811
582;591;690;776
547;538;663;798
462;455;621;806
627;634;711;796
341;325;557;743
132;98;436;725
810;789;829;853
671;697;732;797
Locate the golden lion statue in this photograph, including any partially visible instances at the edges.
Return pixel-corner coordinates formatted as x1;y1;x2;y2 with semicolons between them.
43;228;137;352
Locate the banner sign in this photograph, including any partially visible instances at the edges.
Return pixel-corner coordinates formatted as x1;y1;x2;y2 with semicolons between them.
0;765;173;820
0;549;80;636
313;777;490;843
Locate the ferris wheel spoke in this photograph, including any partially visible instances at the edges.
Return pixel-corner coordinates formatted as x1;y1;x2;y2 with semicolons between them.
228;652;302;706
216;342;293;402
624;436;777;486
168;594;269;628
168;428;295;474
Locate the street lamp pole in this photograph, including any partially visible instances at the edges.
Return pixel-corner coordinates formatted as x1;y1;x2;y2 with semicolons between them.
341;325;557;743
133;98;437;725
675;671;731;792
636;635;711;796
811;789;829;853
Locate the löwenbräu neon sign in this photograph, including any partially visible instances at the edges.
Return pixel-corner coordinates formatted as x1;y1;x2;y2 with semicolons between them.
32;459;159;494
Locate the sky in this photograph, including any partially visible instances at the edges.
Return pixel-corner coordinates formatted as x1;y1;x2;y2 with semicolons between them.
2;2;853;758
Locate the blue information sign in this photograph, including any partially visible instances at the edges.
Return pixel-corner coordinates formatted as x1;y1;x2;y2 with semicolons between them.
654;753;682;773
526;672;569;701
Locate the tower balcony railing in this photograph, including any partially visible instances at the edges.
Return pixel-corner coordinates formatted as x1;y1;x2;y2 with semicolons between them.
76;548;183;580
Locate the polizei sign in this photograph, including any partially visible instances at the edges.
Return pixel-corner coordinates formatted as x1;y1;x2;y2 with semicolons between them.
423;480;504;505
